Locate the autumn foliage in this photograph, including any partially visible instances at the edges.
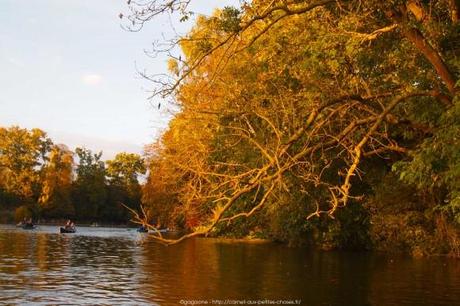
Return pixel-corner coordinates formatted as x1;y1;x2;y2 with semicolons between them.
135;0;460;254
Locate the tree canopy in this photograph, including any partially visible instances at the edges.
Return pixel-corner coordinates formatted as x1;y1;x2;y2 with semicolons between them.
130;0;460;253
0;126;52;199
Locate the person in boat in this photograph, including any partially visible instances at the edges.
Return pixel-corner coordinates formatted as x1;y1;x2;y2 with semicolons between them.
21;218;34;229
64;220;75;230
17;217;26;227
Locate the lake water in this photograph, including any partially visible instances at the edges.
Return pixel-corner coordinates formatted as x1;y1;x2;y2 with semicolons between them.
0;225;459;305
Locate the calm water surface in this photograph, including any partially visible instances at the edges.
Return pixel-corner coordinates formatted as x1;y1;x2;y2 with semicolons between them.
0;224;459;305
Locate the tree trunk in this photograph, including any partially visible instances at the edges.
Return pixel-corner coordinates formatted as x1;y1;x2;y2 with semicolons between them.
388;8;457;95
402;27;457;95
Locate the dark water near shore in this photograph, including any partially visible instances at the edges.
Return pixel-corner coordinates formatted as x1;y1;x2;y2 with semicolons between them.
0;225;459;305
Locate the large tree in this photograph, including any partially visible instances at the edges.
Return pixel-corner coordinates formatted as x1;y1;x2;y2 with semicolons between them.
101;153;146;222
0;126;52;201
72;147;107;221
39;144;75;218
106;152;146;186
127;0;460;247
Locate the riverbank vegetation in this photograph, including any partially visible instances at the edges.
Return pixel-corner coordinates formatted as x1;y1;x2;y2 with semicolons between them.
126;0;460;256
0;126;146;224
2;0;459;257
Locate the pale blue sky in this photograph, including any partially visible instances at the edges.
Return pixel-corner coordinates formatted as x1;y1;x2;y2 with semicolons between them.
0;0;238;159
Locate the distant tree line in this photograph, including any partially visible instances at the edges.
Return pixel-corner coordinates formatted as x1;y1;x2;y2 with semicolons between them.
0;126;146;224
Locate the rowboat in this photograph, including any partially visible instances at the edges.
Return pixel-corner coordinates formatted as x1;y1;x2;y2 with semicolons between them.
22;223;36;230
60;227;76;233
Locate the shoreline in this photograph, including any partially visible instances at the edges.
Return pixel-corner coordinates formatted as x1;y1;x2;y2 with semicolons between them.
2;223;459;257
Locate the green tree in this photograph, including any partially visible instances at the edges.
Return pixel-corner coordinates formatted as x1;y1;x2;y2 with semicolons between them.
72;147;107;221
106;152;146;186
101;153;146;222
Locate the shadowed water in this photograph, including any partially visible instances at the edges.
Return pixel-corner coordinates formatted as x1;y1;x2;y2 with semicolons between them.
0;225;459;305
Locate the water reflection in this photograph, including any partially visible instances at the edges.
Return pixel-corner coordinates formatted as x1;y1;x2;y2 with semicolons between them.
138;239;460;306
1;225;459;305
0;226;148;305
139;241;375;305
